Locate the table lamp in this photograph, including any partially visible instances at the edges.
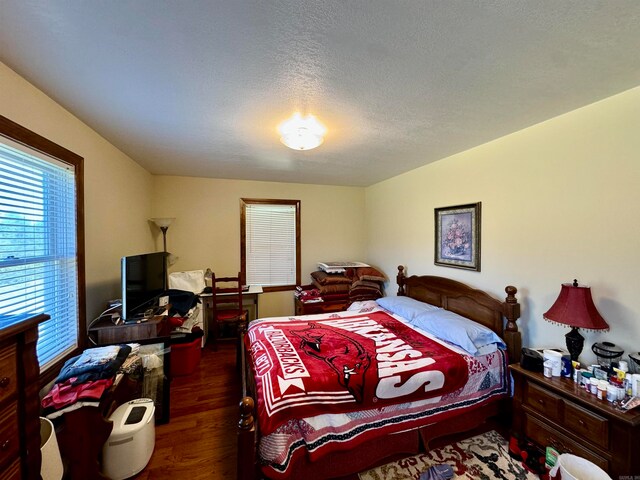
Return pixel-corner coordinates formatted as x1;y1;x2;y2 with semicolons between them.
543;279;609;361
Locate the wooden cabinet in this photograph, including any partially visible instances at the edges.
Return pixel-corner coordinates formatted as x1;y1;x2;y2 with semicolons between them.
0;314;49;480
510;363;640;477
294;297;349;316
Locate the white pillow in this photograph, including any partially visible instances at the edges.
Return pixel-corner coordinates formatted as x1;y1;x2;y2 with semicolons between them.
411;309;506;356
346;300;380;312
168;270;206;294
376;296;441;321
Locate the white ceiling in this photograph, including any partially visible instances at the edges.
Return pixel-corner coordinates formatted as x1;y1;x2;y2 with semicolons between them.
1;1;640;187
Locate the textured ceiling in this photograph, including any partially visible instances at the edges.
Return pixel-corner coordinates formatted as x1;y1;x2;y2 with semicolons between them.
1;1;640;186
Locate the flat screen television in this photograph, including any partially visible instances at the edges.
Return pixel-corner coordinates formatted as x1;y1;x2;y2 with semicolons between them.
121;252;167;320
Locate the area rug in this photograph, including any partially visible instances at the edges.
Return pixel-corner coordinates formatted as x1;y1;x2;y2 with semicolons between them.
358;430;537;480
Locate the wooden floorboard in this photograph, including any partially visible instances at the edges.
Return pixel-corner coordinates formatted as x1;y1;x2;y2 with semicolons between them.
135;340;503;480
136;342;239;480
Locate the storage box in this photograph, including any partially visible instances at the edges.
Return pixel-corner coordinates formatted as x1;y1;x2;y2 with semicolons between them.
102;399;155;480
171;337;201;376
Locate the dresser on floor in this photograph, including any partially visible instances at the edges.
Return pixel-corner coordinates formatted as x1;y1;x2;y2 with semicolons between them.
0;313;49;480
510;363;640;477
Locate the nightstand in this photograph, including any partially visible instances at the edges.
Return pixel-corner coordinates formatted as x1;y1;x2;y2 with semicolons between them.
294;297;349;316
510;363;640;477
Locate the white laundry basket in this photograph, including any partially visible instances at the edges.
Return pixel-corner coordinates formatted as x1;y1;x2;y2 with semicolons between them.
550;454;612;480
40;417;63;480
102;398;155;480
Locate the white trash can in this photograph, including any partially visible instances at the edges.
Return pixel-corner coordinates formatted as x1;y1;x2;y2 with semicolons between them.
101;398;156;480
550;454;612;480
40;417;63;480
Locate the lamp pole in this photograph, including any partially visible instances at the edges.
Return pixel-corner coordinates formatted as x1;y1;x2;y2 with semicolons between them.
160;226;169;252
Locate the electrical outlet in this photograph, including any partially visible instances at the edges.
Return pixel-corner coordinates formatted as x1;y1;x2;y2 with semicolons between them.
158;295;169;307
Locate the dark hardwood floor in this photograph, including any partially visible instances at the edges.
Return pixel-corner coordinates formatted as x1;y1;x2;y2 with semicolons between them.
134;341;506;480
136;342;239;480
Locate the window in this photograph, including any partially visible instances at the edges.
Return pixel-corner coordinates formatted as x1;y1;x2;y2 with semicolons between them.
241;199;300;292
0;115;85;375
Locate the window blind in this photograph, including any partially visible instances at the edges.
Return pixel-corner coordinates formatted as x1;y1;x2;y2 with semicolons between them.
0;141;79;370
245;203;297;287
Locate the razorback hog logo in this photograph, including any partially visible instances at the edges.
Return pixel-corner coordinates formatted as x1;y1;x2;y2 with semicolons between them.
291;323;371;402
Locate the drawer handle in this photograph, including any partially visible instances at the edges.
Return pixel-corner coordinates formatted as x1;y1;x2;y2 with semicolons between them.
1;439;10;450
0;377;9;388
537;398;545;405
578;419;586;427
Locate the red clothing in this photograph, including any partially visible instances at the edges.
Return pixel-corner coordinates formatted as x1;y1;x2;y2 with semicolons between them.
42;377;113;410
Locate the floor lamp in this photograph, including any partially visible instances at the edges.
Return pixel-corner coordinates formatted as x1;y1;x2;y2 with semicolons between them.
150;217;175;252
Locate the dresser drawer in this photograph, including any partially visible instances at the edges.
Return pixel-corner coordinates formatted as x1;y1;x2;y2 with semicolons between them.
524;413;608;471
564;400;609;449
0;343;17;404
524;381;562;423
0;402;19;468
4;457;21;480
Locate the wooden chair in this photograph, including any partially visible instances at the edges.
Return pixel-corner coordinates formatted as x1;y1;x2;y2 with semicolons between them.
210;272;248;351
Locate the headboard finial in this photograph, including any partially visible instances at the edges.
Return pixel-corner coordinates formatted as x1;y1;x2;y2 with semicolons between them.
397;265;406;296
504;285;520;333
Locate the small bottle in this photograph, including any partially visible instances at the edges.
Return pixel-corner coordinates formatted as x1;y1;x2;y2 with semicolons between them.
626;377;634;397
618;360;629;373
597;380;608;400
607;384;617;403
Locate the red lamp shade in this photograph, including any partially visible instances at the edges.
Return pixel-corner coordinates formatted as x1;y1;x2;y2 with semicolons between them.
543;280;609;331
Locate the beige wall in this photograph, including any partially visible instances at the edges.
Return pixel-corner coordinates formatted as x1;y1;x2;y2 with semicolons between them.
5;57;639;363
365;86;640;363
152;176;366;317
0;62;155;321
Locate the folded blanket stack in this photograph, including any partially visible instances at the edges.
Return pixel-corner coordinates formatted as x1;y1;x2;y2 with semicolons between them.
310;270;351;302
41;344;139;419
347;267;386;302
302;265;386;304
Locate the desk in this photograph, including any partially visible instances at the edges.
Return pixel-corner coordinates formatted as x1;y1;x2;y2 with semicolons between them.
199;285;263;339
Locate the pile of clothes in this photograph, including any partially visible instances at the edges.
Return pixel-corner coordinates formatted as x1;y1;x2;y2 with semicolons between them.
296;264;386;305
42;344;138;419
294;286;323;303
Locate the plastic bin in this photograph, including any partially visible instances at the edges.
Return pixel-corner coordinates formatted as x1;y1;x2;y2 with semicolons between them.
40;417;63;480
102;399;155;480
171;336;201;376
550;454;612;480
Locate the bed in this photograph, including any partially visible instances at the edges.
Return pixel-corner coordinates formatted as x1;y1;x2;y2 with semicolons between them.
237;266;521;480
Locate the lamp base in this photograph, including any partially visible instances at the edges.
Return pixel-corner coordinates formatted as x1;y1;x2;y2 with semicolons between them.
565;327;584;362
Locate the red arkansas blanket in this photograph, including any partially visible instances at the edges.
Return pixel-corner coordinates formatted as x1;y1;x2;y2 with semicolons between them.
246;311;469;435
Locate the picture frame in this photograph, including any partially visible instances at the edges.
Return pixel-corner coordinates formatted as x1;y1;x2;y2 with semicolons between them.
434;202;481;271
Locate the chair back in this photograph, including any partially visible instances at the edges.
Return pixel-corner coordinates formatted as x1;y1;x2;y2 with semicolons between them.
211;272;244;320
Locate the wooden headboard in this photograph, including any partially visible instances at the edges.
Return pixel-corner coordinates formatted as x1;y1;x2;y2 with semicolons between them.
396;265;522;363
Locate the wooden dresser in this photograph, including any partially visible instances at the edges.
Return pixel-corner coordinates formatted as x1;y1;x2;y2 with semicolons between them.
511;363;640;477
0;313;49;480
294;297;349;316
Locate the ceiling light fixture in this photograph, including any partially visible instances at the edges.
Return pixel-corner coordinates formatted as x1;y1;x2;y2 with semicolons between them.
278;113;327;151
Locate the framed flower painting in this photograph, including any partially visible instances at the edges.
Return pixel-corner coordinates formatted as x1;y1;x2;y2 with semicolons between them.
434;203;481;271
